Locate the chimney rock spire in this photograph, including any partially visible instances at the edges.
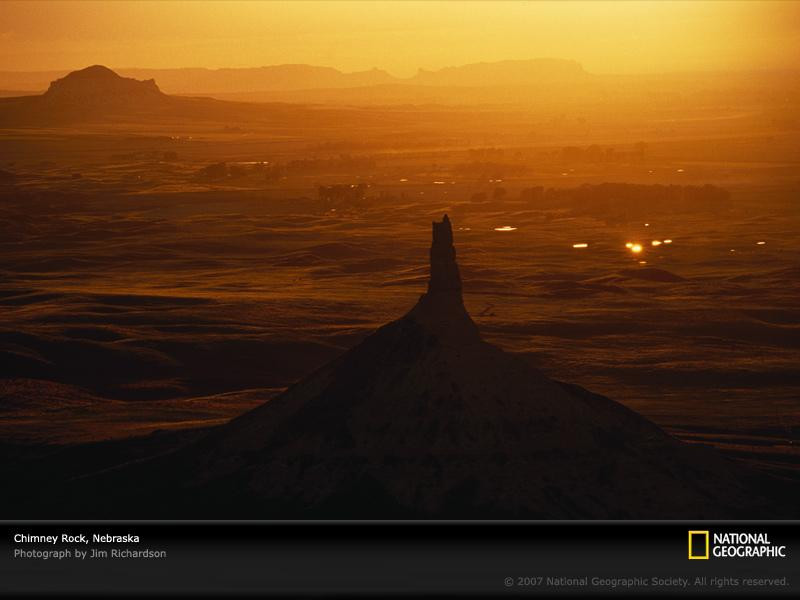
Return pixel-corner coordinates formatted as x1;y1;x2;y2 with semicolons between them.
428;214;462;295
409;214;479;343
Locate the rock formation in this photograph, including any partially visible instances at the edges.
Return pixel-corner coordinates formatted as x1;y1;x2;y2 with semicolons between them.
0;65;175;126
0;64;369;127
409;214;479;344
43;65;165;107
427;214;462;293
64;216;779;518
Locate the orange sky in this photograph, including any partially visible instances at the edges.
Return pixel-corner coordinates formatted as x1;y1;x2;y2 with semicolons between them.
1;1;798;75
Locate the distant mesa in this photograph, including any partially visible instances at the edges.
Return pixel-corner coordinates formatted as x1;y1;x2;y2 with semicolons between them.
115;63;395;94
63;216;781;519
0;59;598;124
0;63;351;126
0;59;585;95
43;65;165;106
412;58;587;86
0;65;176;126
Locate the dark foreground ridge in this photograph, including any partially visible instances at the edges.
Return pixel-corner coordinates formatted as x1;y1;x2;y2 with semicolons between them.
55;216;788;518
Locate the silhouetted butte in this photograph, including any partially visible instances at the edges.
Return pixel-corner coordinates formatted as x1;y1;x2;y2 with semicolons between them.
60;216;783;519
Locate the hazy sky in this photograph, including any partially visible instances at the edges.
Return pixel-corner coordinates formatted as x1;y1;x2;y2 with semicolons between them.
1;1;798;75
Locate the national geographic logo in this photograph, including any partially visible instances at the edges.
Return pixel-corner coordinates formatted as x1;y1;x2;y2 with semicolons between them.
688;531;710;560
689;530;787;559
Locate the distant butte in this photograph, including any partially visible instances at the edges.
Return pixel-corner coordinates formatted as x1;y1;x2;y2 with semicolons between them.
0;65;179;126
0;63;355;127
43;65;165;106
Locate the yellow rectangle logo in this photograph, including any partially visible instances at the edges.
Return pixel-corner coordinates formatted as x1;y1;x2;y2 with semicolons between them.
688;530;710;560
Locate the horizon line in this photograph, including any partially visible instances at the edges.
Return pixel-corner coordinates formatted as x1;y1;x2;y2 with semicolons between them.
0;59;798;79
